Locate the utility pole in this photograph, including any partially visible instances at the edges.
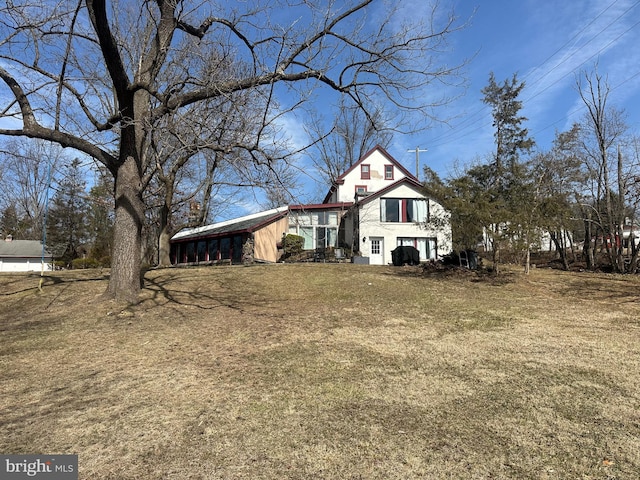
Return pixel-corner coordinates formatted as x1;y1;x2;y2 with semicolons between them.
407;147;427;179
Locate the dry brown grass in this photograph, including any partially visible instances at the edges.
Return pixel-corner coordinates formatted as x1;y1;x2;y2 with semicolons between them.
1;264;640;479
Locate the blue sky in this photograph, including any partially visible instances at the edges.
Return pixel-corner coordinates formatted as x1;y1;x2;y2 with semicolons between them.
3;1;639;220
284;0;640;206
284;0;640;205
385;0;640;182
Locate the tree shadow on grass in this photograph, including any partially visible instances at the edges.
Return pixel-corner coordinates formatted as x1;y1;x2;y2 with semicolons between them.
140;267;285;318
0;272;110;297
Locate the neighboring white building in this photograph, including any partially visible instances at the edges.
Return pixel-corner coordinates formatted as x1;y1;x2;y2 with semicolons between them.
0;237;53;272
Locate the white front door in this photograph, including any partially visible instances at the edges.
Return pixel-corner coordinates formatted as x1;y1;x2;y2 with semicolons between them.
369;237;384;265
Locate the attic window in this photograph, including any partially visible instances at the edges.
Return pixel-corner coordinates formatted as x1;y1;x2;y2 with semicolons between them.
355;185;367;194
361;164;370;180
385;165;394;180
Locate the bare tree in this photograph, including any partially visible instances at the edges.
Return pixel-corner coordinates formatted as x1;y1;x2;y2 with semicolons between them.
0;0;466;302
0;139;69;240
143;72;301;266
576;69;628;272
306;98;393;188
527;125;586;270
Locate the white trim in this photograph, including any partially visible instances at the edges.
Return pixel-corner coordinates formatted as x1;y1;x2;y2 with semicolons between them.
171;205;289;240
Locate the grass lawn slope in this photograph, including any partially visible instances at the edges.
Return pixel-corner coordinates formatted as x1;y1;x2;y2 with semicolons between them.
1;264;640;479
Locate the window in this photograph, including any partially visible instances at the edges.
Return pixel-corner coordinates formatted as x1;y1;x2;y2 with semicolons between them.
405;199;428;223
380;198;428;223
208;239;219;261
197;240;207;262
220;238;230;259
316;227;327;249
232;235;243;262
397;237;437;260
185;242;196;263
295;214;312;225
355;185;367;194
361;164;370;179
300;227;314;249
384;199;400;222
385;165;394;180
371;239;381;255
289;210;340;250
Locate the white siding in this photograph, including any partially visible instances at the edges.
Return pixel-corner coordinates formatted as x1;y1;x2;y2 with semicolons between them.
356;185;452;264
0;258;53;272
335;149;409;203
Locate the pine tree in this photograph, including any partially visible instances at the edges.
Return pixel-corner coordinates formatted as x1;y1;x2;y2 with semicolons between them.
1;205;20;238
481;73;535;272
47;159;89;266
86;168;114;266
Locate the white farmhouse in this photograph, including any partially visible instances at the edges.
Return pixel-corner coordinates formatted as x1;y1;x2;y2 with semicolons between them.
324;145;452;264
170;145;452;265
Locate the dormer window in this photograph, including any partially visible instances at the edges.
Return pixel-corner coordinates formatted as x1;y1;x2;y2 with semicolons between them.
361;164;370;180
385;165;394;180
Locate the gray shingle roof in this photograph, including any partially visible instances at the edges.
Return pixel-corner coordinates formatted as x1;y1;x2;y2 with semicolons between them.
0;240;52;258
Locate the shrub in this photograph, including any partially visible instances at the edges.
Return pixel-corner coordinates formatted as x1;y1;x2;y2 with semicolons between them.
281;234;305;259
70;257;101;269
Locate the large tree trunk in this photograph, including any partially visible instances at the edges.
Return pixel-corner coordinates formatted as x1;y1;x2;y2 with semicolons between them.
107;153;145;303
551;231;569;270
492;243;501;275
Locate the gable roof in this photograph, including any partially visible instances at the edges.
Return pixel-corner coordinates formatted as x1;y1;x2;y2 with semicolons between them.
0;239;51;258
336;145;417;184
171;206;289;242
323;145;417;203
355;176;426;205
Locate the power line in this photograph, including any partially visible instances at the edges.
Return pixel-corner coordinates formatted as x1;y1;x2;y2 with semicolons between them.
425;1;640;151
532;66;640;137
523;3;640;105
426;2;623;148
523;0;631;91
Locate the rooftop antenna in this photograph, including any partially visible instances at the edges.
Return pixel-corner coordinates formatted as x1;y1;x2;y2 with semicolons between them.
408;147;427;179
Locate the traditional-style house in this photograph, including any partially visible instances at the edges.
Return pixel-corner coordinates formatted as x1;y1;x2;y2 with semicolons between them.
170;145;452;265
324;145;451;264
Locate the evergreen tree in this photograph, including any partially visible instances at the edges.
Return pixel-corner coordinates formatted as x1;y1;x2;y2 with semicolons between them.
86;168;115;265
425;73;534;273
481;73;535;272
1;204;20;238
47;159;89;266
